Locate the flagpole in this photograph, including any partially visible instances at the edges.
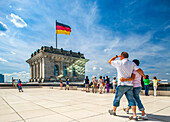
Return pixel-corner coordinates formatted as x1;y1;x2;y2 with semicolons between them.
56;20;57;49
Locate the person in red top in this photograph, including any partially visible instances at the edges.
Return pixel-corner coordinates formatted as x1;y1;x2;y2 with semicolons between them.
18;79;23;92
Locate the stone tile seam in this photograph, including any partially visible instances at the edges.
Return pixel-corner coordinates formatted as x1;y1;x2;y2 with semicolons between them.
0;96;26;122
154;106;170;113
76;111;131;121
7;92;79;122
24;113;59;121
34;105;79;122
68;119;80;122
76;112;106;121
5;90;170;122
9;91;111;121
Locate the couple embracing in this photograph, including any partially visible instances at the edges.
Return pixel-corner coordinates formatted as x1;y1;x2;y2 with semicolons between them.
108;52;148;121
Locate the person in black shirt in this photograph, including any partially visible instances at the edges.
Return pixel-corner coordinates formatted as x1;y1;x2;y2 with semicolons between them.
85;76;89;92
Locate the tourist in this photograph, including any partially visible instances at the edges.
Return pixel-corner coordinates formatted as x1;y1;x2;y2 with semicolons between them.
108;52;146;120
60;79;63;90
112;77;117;94
143;75;150;96
92;76;98;93
151;76;161;96
65;78;69;90
85;76;90;92
98;76;103;94
13;79;17;88
106;76;110;93
90;78;94;92
120;59;148;120
17;79;20;90
18;79;23;92
90;78;93;87
12;79;15;87
103;77;106;93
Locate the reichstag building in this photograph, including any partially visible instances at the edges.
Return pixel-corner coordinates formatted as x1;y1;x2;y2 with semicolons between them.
26;46;89;82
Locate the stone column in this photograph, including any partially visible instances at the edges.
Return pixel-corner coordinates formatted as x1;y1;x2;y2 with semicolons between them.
39;59;42;79
36;61;39;79
34;62;37;82
33;63;35;79
31;63;35;82
41;58;45;82
30;64;32;79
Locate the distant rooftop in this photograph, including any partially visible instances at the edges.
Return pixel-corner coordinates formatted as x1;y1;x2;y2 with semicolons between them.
30;46;85;59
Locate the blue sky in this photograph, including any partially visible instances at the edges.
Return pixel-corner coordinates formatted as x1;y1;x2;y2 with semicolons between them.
0;0;169;82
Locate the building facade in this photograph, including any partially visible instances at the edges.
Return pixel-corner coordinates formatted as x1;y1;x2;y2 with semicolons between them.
26;46;89;82
0;74;4;83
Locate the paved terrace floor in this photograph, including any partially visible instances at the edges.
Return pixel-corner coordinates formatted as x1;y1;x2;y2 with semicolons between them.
0;88;170;122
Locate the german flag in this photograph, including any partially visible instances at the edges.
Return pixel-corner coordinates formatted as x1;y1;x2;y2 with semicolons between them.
56;22;71;35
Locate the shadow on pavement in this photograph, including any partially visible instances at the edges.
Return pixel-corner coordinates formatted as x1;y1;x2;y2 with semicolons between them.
115;114;170;121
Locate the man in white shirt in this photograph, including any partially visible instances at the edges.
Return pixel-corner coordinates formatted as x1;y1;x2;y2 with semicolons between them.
108;52;145;120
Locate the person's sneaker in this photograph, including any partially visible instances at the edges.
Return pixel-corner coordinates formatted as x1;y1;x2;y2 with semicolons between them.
108;109;116;116
129;116;138;121
123;108;129;114
138;114;148;120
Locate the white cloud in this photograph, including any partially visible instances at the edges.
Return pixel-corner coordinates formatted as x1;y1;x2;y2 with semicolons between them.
129;0;136;6
0;32;6;36
4;71;29;82
93;66;97;71
7;13;27;28
166;73;169;75
11;51;16;55
99;67;103;71
0;21;8;36
104;48;112;52
104;37;120;52
164;25;170;30
9;5;12;8
0;57;8;63
0;21;8;32
17;8;22;11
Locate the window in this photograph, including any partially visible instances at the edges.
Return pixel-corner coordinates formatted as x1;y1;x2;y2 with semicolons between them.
54;65;59;76
64;66;67;76
72;67;76;76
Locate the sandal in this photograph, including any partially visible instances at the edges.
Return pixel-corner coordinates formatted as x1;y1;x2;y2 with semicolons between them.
123;108;129;114
129;116;138;121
